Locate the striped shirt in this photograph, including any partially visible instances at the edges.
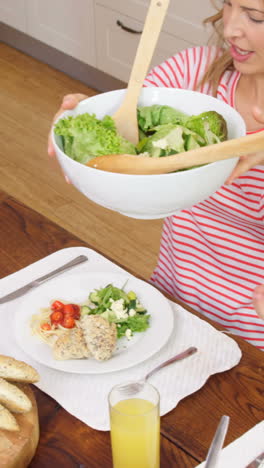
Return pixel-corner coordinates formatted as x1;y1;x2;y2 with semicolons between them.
144;46;264;350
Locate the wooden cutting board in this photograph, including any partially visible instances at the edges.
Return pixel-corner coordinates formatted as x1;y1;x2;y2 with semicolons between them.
0;384;39;468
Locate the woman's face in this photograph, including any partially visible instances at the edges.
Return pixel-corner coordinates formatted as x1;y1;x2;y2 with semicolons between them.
223;0;264;75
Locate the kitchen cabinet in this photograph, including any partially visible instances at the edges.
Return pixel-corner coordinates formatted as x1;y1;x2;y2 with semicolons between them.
0;0;27;33
1;0;216;83
95;0;215;82
26;0;96;65
0;0;96;66
95;4;192;83
96;0;215;44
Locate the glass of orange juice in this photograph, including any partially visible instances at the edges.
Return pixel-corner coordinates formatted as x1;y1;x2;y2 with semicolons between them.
109;381;160;468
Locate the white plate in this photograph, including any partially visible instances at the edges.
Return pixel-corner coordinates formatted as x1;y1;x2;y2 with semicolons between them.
14;272;174;374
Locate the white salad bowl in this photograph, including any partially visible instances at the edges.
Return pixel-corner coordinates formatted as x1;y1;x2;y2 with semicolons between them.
52;88;246;219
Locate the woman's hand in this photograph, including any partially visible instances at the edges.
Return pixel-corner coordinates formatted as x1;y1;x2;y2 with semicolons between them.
48;93;88;157
225;106;264;185
253;285;264;320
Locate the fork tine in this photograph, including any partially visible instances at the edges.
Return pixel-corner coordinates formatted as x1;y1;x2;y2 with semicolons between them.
116;346;198;396
118;383;143;395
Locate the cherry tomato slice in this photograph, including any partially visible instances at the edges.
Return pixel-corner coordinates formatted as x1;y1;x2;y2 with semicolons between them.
50;311;64;324
41;322;51;331
51;300;64;311
72;304;80;314
64;304;80;319
72;304;81;319
63;304;75;316
62;316;75;329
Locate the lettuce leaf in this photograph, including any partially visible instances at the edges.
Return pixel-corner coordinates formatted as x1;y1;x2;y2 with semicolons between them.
54;113;136;163
116;315;151;339
137;104;188;132
139;124;205;157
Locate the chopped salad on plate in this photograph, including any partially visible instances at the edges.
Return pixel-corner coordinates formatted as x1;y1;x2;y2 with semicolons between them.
83;283;150;340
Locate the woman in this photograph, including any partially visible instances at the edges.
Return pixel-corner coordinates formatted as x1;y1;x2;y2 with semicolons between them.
48;0;264;349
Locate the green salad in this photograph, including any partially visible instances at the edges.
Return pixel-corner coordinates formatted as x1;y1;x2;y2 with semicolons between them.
54;104;228;166
81;283;150;339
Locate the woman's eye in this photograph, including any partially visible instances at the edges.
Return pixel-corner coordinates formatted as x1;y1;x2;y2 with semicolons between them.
247;11;264;23
249;17;264;23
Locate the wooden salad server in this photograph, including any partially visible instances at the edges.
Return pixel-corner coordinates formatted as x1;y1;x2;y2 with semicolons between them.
87;130;264;175
112;0;171;145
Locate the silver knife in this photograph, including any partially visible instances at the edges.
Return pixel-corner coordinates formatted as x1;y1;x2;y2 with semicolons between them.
245;452;264;468
0;255;88;304
204;415;230;468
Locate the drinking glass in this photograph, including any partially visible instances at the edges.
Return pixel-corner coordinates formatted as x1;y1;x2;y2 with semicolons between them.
109;381;160;468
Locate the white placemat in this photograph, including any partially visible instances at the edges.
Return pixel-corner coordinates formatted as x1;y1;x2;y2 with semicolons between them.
0;247;242;430
195;420;264;468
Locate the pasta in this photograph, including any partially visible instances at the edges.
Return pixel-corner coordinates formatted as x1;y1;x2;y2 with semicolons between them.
30;302;82;346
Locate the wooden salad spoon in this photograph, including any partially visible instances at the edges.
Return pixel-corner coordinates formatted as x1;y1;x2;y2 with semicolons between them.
112;0;171;145
87;130;264;175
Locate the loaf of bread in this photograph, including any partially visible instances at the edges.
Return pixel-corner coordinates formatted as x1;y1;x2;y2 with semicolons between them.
0;403;19;431
0;355;39;383
0;378;32;413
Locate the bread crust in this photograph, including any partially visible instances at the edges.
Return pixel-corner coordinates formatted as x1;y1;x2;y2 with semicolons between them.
0;356;39;383
0;403;19;431
0;378;32;413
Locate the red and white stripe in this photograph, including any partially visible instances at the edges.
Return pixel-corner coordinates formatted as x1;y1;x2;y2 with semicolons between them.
144;46;264;349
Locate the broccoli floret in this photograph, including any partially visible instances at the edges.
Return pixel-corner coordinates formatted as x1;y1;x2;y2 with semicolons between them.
185;111;228;145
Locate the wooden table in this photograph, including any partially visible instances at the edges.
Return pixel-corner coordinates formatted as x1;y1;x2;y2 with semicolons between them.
1;191;263;468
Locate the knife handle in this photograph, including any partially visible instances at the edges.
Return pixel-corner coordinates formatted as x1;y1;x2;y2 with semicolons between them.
204;415;230;468
245;452;264;468
35;255;88;285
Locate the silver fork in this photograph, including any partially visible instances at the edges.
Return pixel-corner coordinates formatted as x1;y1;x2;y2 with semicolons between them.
118;346;198;395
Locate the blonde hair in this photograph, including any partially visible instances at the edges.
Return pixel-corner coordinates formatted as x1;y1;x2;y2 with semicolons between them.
199;3;234;96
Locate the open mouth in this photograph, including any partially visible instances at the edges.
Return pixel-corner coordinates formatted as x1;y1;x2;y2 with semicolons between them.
233;45;252;55
229;43;254;62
